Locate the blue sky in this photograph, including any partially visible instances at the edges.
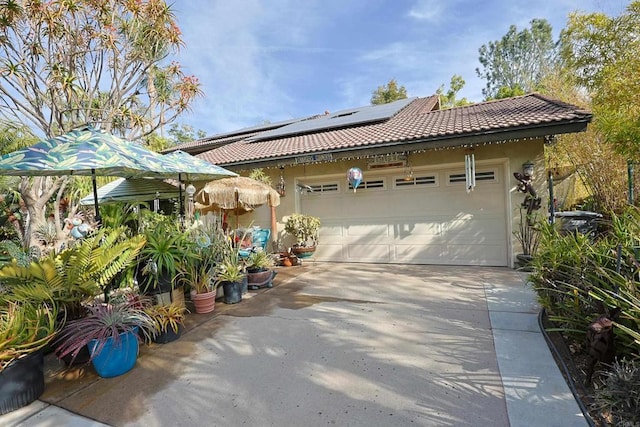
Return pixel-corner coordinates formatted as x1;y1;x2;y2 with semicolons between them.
172;0;629;136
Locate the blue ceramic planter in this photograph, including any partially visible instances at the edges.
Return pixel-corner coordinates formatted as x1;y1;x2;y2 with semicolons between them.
88;329;139;378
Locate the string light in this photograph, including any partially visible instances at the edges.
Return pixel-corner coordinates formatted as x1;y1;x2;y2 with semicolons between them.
234;136;544;172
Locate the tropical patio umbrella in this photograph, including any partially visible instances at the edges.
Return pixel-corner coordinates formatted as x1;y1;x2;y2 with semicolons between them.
195;176;280;234
161;150;235;182
161;150;238;215
79;178;180;205
0;126;235;222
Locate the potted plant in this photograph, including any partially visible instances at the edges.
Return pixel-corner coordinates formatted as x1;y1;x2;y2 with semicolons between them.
0;226;145;317
513;208;540;269
0;301;59;415
54;298;157;378
284;213;321;258
216;253;246;304
145;303;188;344
178;230;219;314
246;250;276;290
137;227;183;295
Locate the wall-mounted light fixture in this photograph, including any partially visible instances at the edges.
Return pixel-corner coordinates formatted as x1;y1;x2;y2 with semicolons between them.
522;161;535;179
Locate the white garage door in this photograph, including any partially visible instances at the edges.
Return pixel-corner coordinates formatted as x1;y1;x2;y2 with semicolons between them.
299;164;508;266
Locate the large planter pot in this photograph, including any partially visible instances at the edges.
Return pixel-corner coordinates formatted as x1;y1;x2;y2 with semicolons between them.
241;275;248;294
516;253;534;271
88;329;139;378
58;345;91;367
221;280;243;304
291;246;316;259
247;268;275;290
138;270;173;296
190;290;216;314
153;323;185;344
0;350;45;415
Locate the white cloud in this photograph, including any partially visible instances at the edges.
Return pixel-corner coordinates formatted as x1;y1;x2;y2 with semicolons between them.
407;0;445;21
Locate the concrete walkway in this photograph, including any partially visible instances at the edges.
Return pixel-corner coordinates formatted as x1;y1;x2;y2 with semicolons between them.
1;264;586;426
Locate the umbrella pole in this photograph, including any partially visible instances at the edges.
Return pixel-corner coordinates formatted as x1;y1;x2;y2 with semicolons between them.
270;205;277;252
235;190;239;230
92;169;101;225
178;173;184;217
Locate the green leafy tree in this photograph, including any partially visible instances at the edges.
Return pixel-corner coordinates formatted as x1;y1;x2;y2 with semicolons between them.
167;123;207;145
541;67;631;213
476;19;557;100
0;0;202;247
370;79;408;105
436;75;471;109
561;1;640;160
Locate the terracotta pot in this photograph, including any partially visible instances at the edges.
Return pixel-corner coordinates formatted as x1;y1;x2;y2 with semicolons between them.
190;290;216;314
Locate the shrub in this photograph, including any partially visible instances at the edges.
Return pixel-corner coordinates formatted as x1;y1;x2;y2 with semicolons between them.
529;208;640;358
594;358;640;425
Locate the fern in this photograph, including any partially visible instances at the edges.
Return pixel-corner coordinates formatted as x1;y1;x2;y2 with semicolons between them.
0;227;145;308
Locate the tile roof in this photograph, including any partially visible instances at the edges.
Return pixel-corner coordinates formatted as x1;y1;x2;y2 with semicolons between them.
181;93;591;167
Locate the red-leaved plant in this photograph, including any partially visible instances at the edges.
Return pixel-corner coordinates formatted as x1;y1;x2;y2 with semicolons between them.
54;299;158;365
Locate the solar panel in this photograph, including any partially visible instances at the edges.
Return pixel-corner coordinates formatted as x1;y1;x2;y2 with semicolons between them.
248;97;415;142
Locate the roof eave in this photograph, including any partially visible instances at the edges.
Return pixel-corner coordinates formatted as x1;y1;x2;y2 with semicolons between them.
219;119;591;169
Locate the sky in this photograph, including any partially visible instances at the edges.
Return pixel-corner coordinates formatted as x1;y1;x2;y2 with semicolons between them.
171;0;630;137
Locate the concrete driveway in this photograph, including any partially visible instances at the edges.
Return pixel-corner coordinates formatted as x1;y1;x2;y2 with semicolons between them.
2;263;586;426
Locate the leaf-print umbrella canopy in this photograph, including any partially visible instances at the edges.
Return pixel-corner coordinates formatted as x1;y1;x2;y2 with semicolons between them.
161;150;236;182
0;126;235;221
79;178;181;205
0;126;168;178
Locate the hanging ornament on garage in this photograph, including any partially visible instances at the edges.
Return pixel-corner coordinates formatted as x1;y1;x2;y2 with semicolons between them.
464;152;476;193
347;167;363;192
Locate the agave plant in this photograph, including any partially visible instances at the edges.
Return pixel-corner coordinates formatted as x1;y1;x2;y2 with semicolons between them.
1;301;59;370
54;299;157;364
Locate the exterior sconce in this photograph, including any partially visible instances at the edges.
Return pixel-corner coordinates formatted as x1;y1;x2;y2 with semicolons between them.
522;161;535;179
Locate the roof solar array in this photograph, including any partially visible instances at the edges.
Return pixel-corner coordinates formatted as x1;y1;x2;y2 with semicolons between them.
247;97;416;142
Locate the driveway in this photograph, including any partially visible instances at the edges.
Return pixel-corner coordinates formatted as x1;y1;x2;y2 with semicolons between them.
3;263;586;426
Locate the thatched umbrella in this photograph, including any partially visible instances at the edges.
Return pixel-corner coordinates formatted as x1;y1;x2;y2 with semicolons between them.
195;176;281;238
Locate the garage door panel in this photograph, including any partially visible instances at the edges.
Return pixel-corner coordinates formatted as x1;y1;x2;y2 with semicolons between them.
346;223;389;236
395;244;447;263
315;244;345;259
444;218;505;242
347;244;391;261
446;243;507;265
318;222;344;238
391;222;441;242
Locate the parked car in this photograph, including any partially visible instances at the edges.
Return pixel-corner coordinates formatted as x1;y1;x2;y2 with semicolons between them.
554;211;603;239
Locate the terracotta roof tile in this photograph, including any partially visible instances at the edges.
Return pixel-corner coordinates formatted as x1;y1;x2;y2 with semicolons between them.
189;93;591;166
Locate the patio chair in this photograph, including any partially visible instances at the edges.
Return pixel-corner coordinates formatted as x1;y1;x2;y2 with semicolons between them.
238;228;271;258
